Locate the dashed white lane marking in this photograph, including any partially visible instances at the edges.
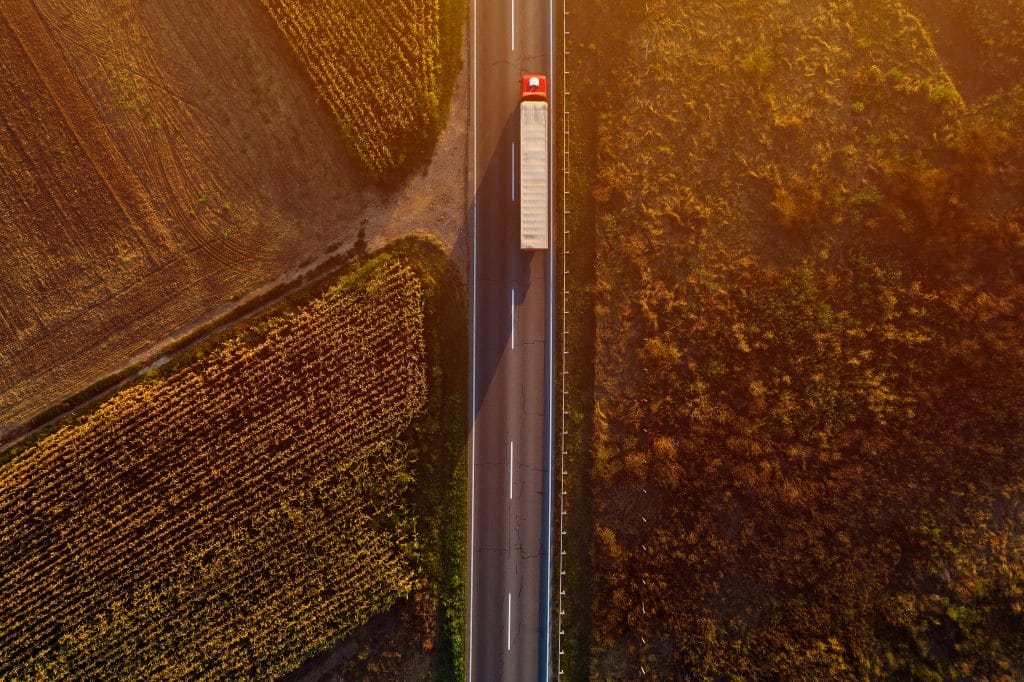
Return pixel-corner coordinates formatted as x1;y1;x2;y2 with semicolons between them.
511;287;516;349
509;441;514;499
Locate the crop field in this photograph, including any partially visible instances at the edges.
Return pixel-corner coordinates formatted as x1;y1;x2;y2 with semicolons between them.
570;0;1024;678
262;0;446;180
0;0;461;443
0;256;427;678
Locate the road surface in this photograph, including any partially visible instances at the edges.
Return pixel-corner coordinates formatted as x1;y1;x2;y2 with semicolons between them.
467;0;554;679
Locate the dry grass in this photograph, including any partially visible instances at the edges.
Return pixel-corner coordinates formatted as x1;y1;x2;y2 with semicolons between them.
903;0;1024;103
575;0;1024;677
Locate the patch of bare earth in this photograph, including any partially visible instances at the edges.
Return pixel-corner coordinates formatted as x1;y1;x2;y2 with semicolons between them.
0;0;467;440
285;594;438;682
901;0;1024;104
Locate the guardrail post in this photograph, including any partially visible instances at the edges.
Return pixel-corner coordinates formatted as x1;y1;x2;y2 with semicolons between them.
556;0;570;678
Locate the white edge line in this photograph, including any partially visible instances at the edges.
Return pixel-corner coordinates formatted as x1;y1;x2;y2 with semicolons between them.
507;592;513;651
467;0;477;676
511;0;515;51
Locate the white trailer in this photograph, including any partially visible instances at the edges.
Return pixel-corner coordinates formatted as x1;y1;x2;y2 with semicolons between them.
520;75;549;250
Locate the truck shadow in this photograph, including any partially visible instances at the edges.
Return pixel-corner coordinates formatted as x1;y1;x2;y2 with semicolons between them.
469;109;551;422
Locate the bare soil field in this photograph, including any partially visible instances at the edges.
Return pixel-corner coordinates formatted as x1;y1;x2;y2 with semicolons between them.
0;0;467;441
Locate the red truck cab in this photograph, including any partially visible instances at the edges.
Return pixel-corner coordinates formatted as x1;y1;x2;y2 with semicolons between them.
521;74;547;101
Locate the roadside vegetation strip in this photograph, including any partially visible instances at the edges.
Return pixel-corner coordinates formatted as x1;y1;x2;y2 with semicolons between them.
261;0;465;182
559;0;645;677
0;255;427;678
385;238;469;681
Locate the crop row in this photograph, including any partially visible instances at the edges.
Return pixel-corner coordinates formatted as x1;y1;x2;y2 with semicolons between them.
261;0;442;178
0;258;427;677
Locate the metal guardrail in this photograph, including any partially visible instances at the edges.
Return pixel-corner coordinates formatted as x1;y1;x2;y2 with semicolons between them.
556;0;569;677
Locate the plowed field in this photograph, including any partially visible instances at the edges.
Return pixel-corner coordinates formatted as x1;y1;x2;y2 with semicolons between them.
0;0;464;441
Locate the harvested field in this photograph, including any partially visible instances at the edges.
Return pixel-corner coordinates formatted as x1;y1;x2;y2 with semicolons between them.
0;256;426;678
0;0;466;442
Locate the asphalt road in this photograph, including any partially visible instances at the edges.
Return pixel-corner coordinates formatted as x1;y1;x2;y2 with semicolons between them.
467;0;554;679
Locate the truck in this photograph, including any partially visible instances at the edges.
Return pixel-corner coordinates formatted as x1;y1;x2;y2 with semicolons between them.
519;74;549;250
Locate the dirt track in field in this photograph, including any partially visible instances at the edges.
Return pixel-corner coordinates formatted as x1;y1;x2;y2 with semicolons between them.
0;0;467;439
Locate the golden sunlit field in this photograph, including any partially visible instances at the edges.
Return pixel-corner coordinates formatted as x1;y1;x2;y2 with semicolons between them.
0;241;468;678
1;0;468;674
263;0;452;180
8;0;1024;674
0;256;425;677
568;0;1024;677
0;0;460;444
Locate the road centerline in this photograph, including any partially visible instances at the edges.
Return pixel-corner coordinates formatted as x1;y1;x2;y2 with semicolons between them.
511;287;516;349
509;440;514;499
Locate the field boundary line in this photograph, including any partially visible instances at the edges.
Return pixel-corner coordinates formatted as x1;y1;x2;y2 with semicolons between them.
0;231;369;456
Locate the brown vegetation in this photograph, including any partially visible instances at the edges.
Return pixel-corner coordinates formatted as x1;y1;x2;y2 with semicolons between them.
262;0;449;180
287;593;440;681
0;257;425;677
573;0;1024;677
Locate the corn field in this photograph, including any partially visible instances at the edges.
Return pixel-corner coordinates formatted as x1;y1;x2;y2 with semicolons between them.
0;258;427;678
263;0;442;179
